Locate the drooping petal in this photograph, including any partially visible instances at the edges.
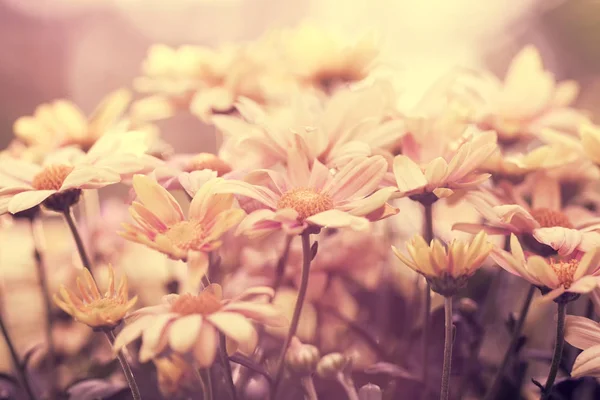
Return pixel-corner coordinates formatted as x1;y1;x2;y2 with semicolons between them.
208;312;258;355
533;227;583;256
132;174;184;226
571;344;600;378
565;316;600;350
306;209;369;231
392;155;427;194
325;156;387;202
192;324;219;367
8;190;55;214
139;314;178;362
168;314;203;353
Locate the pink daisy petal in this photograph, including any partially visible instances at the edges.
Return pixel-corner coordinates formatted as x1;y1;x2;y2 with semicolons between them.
193;324;219;368
306;209;369;231
8;190;55;214
565;316;600;350
571;344;600;378
168;314;203;353
393;155;427;194
326;156;387;202
132;175;184;227
208;312;258;355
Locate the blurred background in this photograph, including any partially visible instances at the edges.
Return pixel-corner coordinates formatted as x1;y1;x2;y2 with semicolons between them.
1;0;599;152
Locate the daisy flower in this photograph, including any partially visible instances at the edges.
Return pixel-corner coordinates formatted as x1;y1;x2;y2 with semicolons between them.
216;146;397;237
454;173;600;256
0;133;154;214
150;153;231;191
213;80;402;170
392;126;497;202
13;88;132;152
53;265;137;329
119;175;245;261
472;46;586;144
112;284;287;366
564;315;600;378
392;231;492;296
280;24;378;92
491;234;600;302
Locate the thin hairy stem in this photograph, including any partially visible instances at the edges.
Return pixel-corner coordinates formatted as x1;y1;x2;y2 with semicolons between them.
30;219;57;399
272;235;294;295
219;334;237;400
271;231;312;399
105;330;142;400
63;208;93;274
421;201;434;400
541;302;566;400
0;314;36;400
483;284;535;400
440;297;454;400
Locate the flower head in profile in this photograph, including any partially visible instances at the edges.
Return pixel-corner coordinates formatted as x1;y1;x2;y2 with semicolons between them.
112;284;287;366
120;175;245;261
454;174;600;256
392;231;492;296
281;24;378;92
473;46;586;144
491;234;600;302
13;89;132;152
217;146;397;237
53;265;137;329
0;134;154;214
564;315;600;378
392;126;497;202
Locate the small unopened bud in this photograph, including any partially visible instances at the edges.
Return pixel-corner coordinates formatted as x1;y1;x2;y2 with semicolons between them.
316;352;349;379
285;337;320;374
154;354;194;397
358;383;382;400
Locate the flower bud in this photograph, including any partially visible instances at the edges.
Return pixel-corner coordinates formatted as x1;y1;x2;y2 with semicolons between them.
154;354;195;397
316;352;349;379
358;383;382;400
285;337;321;374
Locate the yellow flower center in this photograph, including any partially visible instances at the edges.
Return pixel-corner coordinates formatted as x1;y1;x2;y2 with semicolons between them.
530;208;573;229
277;188;333;221
164;220;206;251
32;165;74;190
184;153;232;176
549;259;579;289
170;292;222;316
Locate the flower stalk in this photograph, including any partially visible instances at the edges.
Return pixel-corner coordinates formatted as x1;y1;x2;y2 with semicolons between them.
440;296;454;400
421;201;434;399
105;330;142;400
271;230;313;399
541;301;566;400
0;314;36;400
483;284;535;400
63;207;93;273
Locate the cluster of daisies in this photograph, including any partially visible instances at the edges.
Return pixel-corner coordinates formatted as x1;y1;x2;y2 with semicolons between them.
2;23;600;400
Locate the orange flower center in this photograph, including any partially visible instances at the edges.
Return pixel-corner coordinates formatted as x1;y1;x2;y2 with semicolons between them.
164;220;206;251
277;188;333;221
32;165;74;191
184;153;232;176
170;292;222;316
530;208;573;229
549;259;579;289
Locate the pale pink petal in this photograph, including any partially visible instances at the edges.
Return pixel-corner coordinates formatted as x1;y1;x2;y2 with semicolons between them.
533;227;583;256
8;190;55;214
326;141;372;169
568;276;600;294
565;316;600;350
338;187;396;216
168;314;203;353
286;135;312;188
221;303;287;327
306;209;369;231
60;167;120;190
527;256;560;288
0;160;40;184
112;315;156;352
130;202;167;232
579;232;600;254
216;179;279;209
184;252;209;294
532;173;561;211
235;209;279;236
203;209;246;243
189;178;232;221
325;156;387;202
424;157;449;187
494;205;539;231
574;248;600;281
307;160;333;192
452;223;509;235
192;324;218;367
207;312;258;355
490;248;536;283
139;313;178;362
540;286;566;302
571;344;600;378
392;155;427;193
132;174;184;226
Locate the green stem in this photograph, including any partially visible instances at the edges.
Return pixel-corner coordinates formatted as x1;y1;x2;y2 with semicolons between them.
0;314;36;400
219;334;237;400
30;219;57;399
105;331;142;400
272;235;294;295
440;297;454;400
541;302;566;400
271;231;312;399
421;201;434;400
62;208;93;274
483;284;535;400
